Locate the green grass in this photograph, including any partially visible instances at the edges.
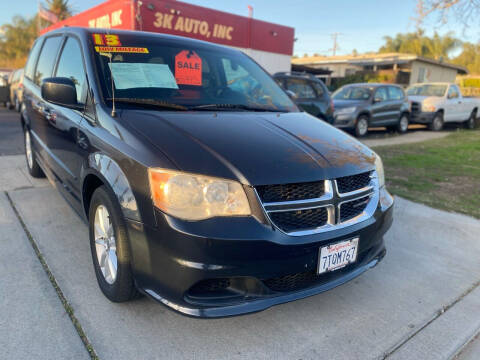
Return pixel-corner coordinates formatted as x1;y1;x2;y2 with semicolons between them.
373;129;480;219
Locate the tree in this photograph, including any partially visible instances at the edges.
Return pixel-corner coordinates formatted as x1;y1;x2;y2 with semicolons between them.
46;0;72;21
416;0;480;27
378;30;461;60
452;42;480;74
0;15;37;68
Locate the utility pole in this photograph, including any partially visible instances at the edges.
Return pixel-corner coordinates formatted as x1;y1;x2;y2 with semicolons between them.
329;33;342;56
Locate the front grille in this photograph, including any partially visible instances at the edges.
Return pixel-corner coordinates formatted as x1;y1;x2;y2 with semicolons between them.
336;171;372;194
411;101;421;114
340;195;371;222
256;181;324;203
264;270;318;292
256;171;378;235
269;207;328;232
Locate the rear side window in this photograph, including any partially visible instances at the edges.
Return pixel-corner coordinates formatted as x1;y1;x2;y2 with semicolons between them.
34;36;62;86
25;40;43;80
286;78;316;99
55;37;87;104
388;86;404;100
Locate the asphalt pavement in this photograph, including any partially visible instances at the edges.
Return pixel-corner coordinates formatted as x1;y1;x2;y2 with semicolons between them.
1;106;479;359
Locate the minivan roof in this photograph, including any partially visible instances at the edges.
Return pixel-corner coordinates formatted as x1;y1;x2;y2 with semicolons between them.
41;26;241;55
343;83;401;88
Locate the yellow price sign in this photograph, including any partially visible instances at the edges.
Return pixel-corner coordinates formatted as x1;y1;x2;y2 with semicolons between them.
92;34;122;47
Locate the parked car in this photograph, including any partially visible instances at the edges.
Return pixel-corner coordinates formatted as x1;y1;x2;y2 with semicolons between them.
274;72;334;123
7;68;24;112
407;82;479;131
332;83;411;137
0;74;9;107
22;27;393;317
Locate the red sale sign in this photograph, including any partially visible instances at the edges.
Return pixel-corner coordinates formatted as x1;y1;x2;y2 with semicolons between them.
175;50;202;86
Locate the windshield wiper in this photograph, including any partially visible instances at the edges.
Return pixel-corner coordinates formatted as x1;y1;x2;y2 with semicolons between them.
106;98;188;111
190;104;281;112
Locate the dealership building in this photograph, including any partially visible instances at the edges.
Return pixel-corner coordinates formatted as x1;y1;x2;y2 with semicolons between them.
41;0;295;74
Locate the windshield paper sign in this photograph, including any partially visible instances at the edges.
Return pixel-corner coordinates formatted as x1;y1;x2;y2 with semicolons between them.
175;50;202;86
109;63;178;90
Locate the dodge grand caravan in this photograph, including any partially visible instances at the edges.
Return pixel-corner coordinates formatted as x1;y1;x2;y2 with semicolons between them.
21;28;394;317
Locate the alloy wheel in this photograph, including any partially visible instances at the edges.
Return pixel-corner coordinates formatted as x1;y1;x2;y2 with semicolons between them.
357;118;368;136
25;130;33;169
432;115;443;131
399;116;409;132
94;205;118;284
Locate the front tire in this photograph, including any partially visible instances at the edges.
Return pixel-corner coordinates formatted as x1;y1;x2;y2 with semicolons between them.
429;112;444;131
465;110;477;129
24;127;45;178
89;186;139;302
355;115;369;137
397;114;409;133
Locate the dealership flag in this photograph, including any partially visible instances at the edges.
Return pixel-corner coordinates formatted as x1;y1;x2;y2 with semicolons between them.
38;4;59;23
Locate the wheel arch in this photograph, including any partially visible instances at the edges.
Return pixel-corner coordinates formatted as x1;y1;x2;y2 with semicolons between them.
81;153;141;222
357;111;371;121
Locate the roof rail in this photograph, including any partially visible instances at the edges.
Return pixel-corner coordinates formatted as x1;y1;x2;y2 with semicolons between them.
273;71;319;79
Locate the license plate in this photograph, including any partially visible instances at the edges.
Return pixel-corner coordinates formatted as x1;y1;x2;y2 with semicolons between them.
318;238;359;274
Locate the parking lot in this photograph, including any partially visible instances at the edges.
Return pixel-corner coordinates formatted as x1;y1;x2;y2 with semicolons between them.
1;106;480;360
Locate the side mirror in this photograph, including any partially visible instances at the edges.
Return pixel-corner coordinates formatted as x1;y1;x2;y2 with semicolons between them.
373;97;383;103
41;77;82;110
286;90;298;100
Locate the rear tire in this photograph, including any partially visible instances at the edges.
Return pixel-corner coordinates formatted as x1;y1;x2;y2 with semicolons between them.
397;114;409;134
355;115;369;137
24;127;45;178
89;186;140;302
465;110;477;130
429;112;444;131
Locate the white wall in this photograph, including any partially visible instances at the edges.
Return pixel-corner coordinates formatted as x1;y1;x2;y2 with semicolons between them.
236;48;292;74
410;61;458;85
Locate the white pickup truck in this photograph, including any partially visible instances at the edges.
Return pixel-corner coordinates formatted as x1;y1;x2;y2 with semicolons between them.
406;82;479;131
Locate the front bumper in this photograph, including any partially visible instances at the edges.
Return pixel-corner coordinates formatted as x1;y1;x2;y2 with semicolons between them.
410;111;436;124
126;187;394;318
332;113;356;129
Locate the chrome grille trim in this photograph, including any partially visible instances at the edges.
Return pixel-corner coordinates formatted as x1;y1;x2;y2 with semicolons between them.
255;171;379;236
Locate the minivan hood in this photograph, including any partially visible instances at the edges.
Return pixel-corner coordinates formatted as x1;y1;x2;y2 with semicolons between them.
123;110;376;185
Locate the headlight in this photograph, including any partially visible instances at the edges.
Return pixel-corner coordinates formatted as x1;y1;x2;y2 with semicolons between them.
148;168;251;220
336;106;357;115
423;103;436;112
374;154;385;188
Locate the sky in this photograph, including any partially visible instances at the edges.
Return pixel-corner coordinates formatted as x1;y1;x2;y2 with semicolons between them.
1;0;479;56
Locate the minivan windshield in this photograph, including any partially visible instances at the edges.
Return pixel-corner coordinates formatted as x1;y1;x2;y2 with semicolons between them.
332;86;372;100
407;84;447;97
92;33;296;112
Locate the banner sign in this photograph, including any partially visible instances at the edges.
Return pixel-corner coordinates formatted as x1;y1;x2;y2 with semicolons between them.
40;0;294;56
